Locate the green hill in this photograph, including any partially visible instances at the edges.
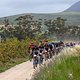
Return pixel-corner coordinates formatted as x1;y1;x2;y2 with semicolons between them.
0;12;80;26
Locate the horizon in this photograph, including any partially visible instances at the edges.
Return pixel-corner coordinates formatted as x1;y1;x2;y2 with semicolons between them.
0;0;80;17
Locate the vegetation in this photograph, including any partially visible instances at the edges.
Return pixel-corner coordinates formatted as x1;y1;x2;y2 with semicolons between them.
44;17;80;40
0;15;42;41
33;56;80;80
0;37;39;72
0;12;80;25
0;15;80;41
44;17;67;39
0;14;80;73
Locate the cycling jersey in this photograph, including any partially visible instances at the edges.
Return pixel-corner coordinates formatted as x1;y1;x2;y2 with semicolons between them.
44;43;49;51
49;43;53;50
39;45;44;53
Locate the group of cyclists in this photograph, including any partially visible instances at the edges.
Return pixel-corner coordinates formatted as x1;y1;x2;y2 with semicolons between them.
28;40;77;69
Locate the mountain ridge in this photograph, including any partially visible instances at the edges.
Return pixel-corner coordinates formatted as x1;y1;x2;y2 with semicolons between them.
64;1;80;12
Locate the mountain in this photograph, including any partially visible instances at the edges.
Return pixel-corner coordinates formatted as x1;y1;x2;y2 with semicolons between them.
64;1;80;12
0;1;80;26
0;12;80;26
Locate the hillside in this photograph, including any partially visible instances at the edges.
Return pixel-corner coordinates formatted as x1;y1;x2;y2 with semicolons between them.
0;12;80;26
64;1;80;12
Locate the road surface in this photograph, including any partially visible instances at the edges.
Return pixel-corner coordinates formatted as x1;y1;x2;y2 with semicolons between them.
0;61;35;80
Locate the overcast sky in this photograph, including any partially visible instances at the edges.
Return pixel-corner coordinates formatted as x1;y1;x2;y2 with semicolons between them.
0;0;79;17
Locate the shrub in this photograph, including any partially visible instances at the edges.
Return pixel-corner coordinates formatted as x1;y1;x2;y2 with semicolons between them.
0;37;39;65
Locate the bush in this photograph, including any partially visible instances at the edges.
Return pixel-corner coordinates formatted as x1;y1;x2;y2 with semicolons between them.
0;37;39;69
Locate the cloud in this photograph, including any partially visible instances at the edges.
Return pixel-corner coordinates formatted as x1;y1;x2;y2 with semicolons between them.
4;0;76;9
0;0;79;17
26;3;71;13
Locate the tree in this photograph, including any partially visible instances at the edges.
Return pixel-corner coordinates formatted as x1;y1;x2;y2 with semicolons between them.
44;17;67;39
0;27;6;42
14;15;42;40
0;15;42;41
4;17;9;27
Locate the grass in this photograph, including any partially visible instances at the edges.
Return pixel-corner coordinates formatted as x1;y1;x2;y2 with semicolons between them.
0;58;28;73
33;56;80;80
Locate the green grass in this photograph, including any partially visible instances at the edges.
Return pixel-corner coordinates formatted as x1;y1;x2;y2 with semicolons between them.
0;58;28;73
33;56;80;80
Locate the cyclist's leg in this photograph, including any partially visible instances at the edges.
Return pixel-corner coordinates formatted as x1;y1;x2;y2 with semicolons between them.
33;58;36;69
33;56;38;69
29;49;32;61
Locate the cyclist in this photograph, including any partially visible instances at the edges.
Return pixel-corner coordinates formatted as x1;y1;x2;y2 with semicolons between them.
28;42;35;61
44;40;49;60
33;54;38;69
39;40;44;54
48;43;53;58
38;40;44;65
33;45;39;69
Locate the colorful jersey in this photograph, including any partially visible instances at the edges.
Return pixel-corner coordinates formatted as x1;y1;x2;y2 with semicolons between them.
29;44;35;49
